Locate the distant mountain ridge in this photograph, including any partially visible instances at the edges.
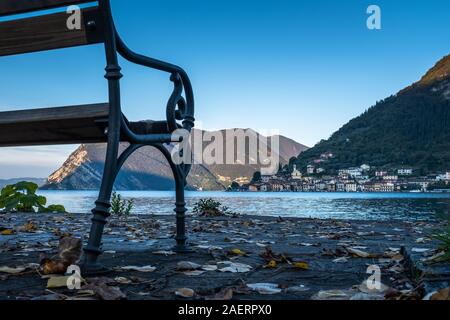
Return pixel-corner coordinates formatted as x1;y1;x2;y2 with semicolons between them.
43;129;307;191
296;54;450;174
0;178;46;189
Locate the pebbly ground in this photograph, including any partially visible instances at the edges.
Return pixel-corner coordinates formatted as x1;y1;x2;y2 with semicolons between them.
0;212;448;300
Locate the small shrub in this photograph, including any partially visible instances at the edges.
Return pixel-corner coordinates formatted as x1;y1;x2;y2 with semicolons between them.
192;198;238;217
111;192;134;217
0;181;66;213
433;212;450;262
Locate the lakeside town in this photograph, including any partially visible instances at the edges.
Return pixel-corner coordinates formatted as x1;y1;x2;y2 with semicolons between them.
237;152;450;193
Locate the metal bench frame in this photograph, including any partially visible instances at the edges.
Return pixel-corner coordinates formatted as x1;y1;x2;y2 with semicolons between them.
0;0;195;274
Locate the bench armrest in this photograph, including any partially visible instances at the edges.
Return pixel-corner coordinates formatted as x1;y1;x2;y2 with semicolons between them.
114;29;195;135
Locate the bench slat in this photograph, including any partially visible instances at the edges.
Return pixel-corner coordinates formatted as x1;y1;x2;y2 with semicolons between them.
0;6;104;57
0;0;93;17
0;103;109;125
0;103;109;146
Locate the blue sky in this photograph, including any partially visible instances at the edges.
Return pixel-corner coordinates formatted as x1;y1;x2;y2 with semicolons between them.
0;0;449;178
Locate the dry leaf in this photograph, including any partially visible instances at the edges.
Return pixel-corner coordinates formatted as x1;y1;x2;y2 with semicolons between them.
41;259;68;275
0;266;26;274
333;257;348;263
346;247;375;258
265;260;277;268
47;275;84;289
183;270;205;276
312;290;352;300
176;261;201;271
0;229;15;235
201;265;218;271
153;250;176;256
83;279;126;300
293;262;309;270
120;265;156;272
247;283;282;295
175;288;195;298
40;237;82;275
230;248;246;256
431;287;450;300
58;237;82;264
217;261;252;273
114;277;132;284
19;222;37;233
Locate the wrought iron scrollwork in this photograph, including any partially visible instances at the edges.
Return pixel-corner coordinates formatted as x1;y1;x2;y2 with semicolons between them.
166;72;187;132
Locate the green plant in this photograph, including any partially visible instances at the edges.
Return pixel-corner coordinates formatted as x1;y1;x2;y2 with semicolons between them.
433;212;450;262
192;198;238;217
0;181;66;213
111;192;134;217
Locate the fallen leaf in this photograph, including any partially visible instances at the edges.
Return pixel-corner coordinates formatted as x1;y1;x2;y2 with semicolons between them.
89;285;126;300
176;261;201;271
431;287;450;300
201;265;218;271
0;266;26;274
333;257;348;263
183;270;206;276
218;261;252;273
286;285;310;293
299;243;315;247
40;237;82;275
120;265;156;273
19;222;38;233
264;260;277;268
421;251;446;264
346;247;375;258
312;290;352;300
114;277;132;284
0;229;15;235
293;262;309;270
153;250;176;256
57;237;83;264
41;259;68;275
247;283;282;295
175;288;195;298
47;275;84;289
230;248;246;256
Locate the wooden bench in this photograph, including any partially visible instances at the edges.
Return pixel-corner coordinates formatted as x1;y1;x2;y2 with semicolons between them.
0;0;195;274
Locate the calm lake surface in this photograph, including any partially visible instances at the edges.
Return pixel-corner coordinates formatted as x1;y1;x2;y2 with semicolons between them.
39;191;450;221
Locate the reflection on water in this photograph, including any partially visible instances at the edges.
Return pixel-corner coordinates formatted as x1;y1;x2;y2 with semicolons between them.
39;191;450;221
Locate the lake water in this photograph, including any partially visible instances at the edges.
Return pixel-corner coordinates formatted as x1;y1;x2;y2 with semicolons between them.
39;190;450;221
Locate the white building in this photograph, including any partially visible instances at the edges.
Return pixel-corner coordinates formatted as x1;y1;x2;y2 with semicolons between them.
345;183;358;192
307;165;315;175
316;168;325;174
360;164;371;172
398;168;413;176
348;167;363;178
291;165;302;180
375;171;387;177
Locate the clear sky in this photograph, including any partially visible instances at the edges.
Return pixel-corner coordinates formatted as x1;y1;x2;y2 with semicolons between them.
0;0;449;179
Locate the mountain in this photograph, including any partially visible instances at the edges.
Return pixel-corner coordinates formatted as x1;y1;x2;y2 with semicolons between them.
43;129;307;191
296;54;450;175
0;178;46;189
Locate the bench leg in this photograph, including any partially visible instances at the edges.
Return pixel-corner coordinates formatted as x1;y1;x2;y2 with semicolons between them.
173;167;189;252
155;144;190;252
82;141;120;274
